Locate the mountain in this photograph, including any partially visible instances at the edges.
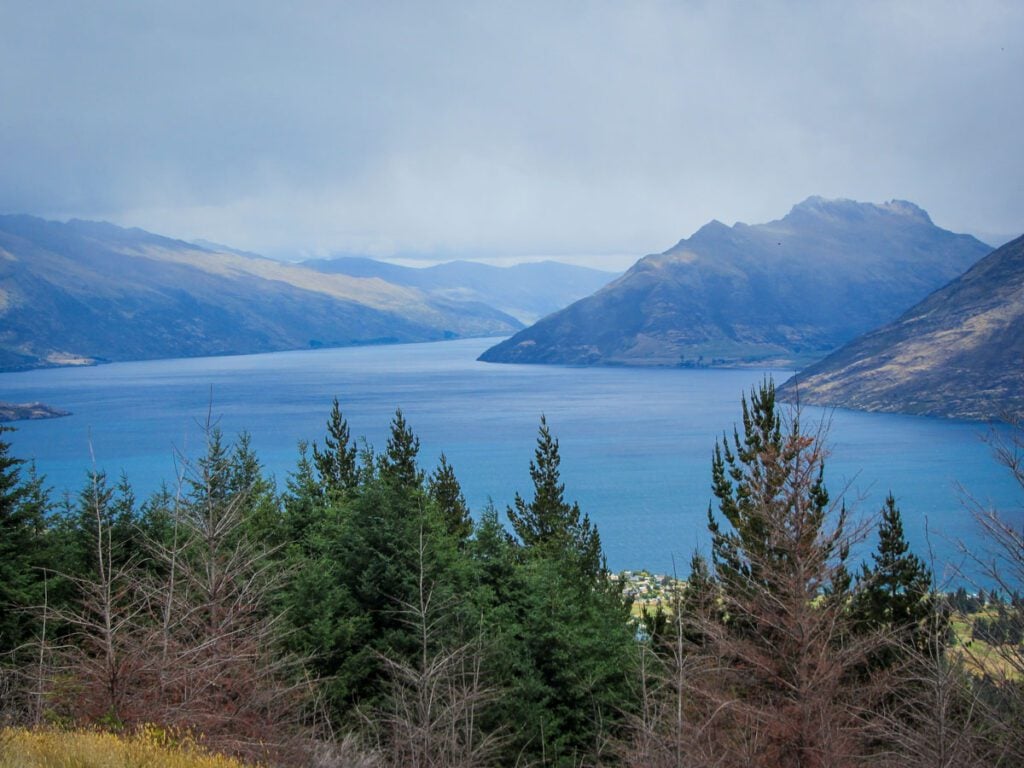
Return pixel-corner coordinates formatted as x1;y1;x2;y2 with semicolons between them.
778;234;1024;422
479;197;992;368
0;215;522;371
302;256;619;324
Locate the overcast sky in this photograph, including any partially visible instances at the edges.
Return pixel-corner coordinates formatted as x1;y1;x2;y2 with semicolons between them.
1;1;1021;268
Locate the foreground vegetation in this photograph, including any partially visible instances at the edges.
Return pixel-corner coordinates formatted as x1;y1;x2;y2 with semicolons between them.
0;726;259;768
0;382;1021;767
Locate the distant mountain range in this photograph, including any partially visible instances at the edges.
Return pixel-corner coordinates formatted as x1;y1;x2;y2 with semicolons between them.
0;215;622;372
302;256;618;324
779;234;1024;422
479;197;992;368
0;215;529;371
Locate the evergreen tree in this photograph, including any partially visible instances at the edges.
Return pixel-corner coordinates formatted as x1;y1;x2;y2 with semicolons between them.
311;397;359;495
708;378;840;601
55;470;141;580
229;432;282;549
495;417;633;766
0;428;48;655
682;380;874;766
379;408;423;489
277;476;357;720
281;441;324;550
507;415;602;579
852;493;939;659
187;426;231;512
428;453;472;543
285;411;482;726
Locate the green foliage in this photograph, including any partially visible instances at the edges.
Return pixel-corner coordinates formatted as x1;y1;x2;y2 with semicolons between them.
507;415;603;581
51;470;143;585
280;408;479;728
0;428;49;655
428;453;472;543
708;378;842;601
379;408;423;489
7;392;1023;766
851;493;940;660
485;416;634;766
311;397;359;496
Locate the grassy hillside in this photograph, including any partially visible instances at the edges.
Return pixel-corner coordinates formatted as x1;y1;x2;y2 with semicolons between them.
780;233;1024;421
0;215;522;371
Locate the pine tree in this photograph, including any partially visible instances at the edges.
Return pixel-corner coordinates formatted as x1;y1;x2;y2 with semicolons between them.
852;493;939;659
0;428;47;655
507;415;602;579
281;441;324;550
686;379;874;766
187;426;231;511
708;378;839;600
428;453;472;543
379;408;423;489
311;397;359;495
496;416;633;766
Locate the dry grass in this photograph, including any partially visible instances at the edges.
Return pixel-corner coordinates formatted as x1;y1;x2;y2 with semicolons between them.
0;726;263;768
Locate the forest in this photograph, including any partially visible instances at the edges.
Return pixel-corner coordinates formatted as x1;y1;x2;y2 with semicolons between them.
0;381;1022;768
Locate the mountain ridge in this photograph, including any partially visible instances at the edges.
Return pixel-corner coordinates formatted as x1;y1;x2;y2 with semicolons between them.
302;255;618;324
778;233;1024;422
479;197;992;368
0;214;524;371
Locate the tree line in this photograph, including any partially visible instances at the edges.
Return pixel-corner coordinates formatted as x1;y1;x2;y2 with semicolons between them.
0;381;1021;767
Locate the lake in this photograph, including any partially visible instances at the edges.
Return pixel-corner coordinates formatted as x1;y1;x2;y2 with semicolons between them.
1;337;1019;584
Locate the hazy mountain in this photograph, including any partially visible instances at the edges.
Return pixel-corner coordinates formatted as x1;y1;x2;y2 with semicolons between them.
479;197;992;368
303;256;619;324
0;215;522;371
778;234;1024;422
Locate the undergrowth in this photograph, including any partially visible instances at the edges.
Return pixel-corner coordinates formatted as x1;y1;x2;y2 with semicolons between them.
0;726;262;768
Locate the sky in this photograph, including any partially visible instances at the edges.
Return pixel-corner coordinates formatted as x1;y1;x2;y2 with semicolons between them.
1;1;1022;270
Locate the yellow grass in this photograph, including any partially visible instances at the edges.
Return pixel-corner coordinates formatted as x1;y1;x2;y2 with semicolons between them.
949;612;1022;682
949;636;1022;681
0;726;262;768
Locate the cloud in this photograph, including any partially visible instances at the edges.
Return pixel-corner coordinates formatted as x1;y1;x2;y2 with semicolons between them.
1;1;1021;265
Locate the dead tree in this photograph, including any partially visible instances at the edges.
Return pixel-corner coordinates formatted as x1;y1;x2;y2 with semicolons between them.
371;524;502;768
139;428;308;763
948;420;1024;766
45;471;149;725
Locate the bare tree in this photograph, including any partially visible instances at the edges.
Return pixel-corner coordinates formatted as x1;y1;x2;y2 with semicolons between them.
138;428;309;763
44;470;150;726
371;524;502;768
945;419;1024;766
36;426;310;764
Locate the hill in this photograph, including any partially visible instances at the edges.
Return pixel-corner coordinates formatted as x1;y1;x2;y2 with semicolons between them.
778;234;1024;422
479;197;991;367
302;255;618;323
0;215;522;371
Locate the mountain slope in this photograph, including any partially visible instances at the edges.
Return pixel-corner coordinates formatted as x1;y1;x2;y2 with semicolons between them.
0;215;522;371
479;197;991;367
302;256;618;323
778;234;1024;421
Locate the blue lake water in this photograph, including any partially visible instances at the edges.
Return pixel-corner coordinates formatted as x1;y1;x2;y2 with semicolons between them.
1;337;1020;584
